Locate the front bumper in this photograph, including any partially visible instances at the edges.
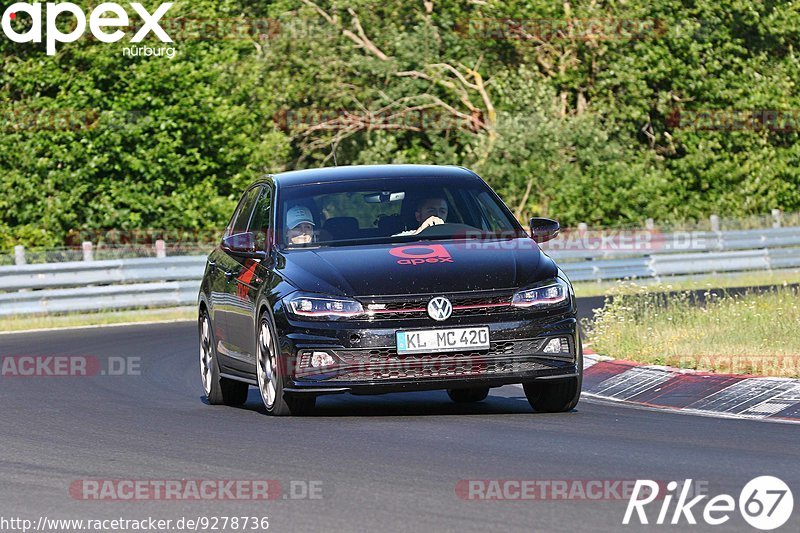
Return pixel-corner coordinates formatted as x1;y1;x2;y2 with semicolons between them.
275;308;580;396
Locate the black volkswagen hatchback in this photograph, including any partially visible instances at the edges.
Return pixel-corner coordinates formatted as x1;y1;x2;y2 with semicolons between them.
198;165;581;415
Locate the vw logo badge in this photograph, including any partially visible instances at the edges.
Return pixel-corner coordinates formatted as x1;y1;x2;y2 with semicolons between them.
427;296;452;321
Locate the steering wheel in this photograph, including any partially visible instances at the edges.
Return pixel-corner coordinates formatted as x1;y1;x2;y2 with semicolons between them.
415;222;480;238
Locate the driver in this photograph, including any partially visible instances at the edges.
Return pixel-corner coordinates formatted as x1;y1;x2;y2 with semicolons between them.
286;205;316;245
394;196;449;236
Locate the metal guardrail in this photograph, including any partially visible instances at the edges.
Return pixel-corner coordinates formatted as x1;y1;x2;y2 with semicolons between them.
0;227;798;316
560;247;800;283
0;281;200;316
0;256;205;316
546;227;800;282
0;256;204;291
542;226;800;260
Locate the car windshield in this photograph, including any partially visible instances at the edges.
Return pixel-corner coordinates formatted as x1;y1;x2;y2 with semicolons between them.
278;176;523;248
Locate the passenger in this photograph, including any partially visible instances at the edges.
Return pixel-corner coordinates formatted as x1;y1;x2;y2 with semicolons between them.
286;205;316;245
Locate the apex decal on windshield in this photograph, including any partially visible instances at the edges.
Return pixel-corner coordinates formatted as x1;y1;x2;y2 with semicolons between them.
389;244;453;266
1;2;173;56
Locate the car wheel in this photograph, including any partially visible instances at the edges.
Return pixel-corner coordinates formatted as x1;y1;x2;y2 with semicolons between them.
199;309;249;406
523;339;583;413
447;387;490;403
256;311;316;416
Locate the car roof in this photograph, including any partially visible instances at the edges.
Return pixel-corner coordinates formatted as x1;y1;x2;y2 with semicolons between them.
263;164;479;188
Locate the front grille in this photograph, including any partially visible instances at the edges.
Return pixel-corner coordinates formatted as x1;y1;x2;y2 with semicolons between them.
335;339;543;365
360;290;515;320
295;338;572;381
328;358;550;381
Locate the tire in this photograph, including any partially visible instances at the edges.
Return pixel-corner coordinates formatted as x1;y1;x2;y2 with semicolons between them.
199;309;249;406
256;311;316;416
447;387;490;403
523;339;583;413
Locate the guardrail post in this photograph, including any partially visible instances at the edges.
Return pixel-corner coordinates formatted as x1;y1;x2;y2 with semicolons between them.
577;222;588;235
710;214;720;232
155;239;166;259
772;209;782;228
82;241;94;262
14;245;26;266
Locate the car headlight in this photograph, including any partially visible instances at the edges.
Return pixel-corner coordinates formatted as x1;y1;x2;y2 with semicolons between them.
284;293;365;320
511;278;570;308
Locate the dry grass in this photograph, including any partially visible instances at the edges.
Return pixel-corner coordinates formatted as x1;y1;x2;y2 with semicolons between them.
0;307;196;333
585;283;800;377
573;269;800;298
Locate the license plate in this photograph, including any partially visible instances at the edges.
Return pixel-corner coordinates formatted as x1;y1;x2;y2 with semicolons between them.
396;327;490;355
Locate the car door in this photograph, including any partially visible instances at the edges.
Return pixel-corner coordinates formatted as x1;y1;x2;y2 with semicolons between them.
207;190;253;351
224;184;273;368
215;185;263;368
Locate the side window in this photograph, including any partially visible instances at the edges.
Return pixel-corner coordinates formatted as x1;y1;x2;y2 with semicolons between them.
441;189;464;224
225;186;262;238
223;198;245;239
249;186;273;250
475;190;515;231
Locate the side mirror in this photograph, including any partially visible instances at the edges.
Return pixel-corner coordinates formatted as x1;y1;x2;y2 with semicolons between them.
222;231;268;259
529;218;560;243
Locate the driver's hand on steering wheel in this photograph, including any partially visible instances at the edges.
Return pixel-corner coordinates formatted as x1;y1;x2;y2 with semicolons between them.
415;216;445;234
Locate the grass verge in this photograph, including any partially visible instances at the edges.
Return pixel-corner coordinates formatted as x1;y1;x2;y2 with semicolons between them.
0;307;196;333
573;269;800;298
585;283;800;377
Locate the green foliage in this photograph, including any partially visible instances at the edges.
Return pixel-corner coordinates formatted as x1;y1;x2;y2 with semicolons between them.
1;0;799;248
0;0;290;248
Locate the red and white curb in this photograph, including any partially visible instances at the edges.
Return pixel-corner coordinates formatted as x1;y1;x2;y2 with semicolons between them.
582;350;800;423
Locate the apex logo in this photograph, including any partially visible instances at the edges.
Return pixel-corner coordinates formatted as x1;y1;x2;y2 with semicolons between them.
389;244;454;266
1;2;174;55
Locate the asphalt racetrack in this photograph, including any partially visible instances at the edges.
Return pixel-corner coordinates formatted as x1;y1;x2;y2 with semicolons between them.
1;321;798;532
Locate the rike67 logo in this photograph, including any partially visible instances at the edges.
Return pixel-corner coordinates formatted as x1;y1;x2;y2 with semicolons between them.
1;2;173;55
625;477;794;530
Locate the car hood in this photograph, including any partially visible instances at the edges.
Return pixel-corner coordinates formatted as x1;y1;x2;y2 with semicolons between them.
276;239;558;297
